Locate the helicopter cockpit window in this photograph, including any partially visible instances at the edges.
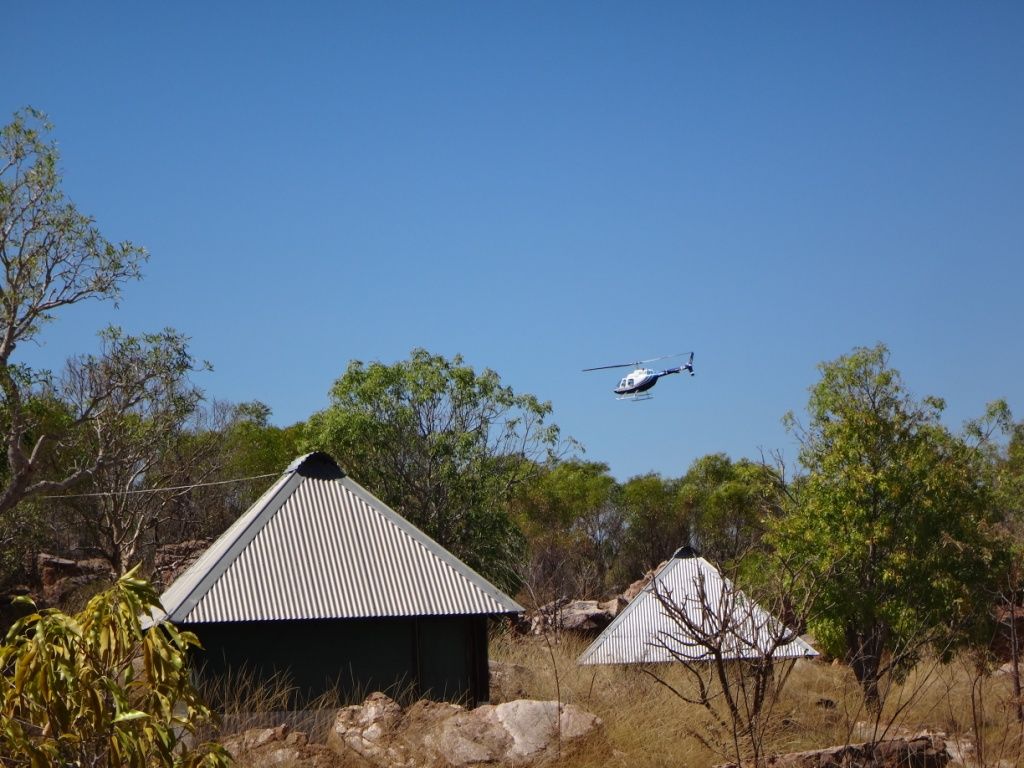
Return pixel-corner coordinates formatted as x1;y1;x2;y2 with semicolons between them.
627;379;634;386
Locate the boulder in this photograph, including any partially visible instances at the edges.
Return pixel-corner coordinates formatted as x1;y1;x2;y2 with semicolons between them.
529;598;615;635
222;724;293;753
421;705;512;765
717;733;950;768
599;596;627;617
36;553;112;606
327;693;603;768
491;699;601;761
622;562;665;602
222;724;340;768
517;564;656;637
555;600;614;632
327;692;415;767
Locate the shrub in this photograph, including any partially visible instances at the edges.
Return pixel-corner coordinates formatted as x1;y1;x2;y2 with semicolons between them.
0;567;230;767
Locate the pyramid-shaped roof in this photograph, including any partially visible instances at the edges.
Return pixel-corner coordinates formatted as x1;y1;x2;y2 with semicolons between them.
578;548;817;665
156;452;523;623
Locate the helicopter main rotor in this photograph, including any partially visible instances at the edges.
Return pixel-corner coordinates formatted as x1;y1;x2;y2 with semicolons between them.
582;352;691;372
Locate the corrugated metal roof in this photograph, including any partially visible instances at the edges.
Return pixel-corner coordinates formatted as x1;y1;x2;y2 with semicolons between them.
156;452;523;623
578;549;817;665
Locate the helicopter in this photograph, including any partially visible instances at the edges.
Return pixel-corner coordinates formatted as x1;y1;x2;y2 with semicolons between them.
583;352;694;400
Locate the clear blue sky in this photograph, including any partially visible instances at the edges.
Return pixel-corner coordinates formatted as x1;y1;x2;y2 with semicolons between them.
6;2;1022;480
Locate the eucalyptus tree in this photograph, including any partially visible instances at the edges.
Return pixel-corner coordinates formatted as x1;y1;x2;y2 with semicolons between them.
510;460;622;599
0;108;147;512
305;348;570;592
773;344;1006;710
616;472;689;582
52;328;208;574
184;400;304;537
681;453;785;565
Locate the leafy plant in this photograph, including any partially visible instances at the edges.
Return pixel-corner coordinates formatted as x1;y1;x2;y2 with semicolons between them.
775;343;1007;711
0;567;230;767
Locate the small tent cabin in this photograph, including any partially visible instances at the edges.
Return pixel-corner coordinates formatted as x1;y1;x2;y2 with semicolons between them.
578;547;817;665
154;452;523;706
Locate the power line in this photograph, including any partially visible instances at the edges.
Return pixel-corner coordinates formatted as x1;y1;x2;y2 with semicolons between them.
41;472;279;500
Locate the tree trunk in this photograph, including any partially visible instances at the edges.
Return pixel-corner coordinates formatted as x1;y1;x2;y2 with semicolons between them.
1009;598;1023;723
846;623;886;714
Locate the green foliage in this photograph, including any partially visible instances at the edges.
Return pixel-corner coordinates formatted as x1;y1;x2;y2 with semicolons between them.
773;344;1007;708
0;568;230;767
510;460;622;598
81;400;305;560
0;109;145;346
510;452;787;597
986;406;1024;530
514;460;617;535
305;349;567;593
616;473;687;581
0;394;76;584
189;401;305;536
680;454;785;565
0;107;147;514
0;108;257;577
220;402;303;481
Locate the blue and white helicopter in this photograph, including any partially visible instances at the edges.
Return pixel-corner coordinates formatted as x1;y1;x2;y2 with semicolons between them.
583;352;694;400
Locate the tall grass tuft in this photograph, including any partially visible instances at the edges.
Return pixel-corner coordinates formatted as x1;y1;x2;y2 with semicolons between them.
196;666;426;743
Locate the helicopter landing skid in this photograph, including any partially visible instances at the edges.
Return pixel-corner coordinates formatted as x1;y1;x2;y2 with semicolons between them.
618;393;653;402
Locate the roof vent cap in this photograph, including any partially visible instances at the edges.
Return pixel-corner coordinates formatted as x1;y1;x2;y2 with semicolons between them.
672;545;700;559
285;452;345;480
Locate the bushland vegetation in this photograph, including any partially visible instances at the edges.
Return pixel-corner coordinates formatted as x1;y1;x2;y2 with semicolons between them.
3;108;1024;763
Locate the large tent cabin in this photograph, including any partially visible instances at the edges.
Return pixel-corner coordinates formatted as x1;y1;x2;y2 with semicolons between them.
578;547;817;666
154;452;522;706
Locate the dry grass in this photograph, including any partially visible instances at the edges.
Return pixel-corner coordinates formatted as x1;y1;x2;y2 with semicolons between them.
195;666;362;742
193;630;1024;766
489;628;1024;767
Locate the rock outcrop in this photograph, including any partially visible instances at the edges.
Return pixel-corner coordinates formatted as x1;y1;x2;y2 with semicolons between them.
326;692;603;767
218;700;951;768
622;564;662;602
37;553;112;606
717;733;951;768
221;724;340;768
522;560;666;636
527;598;622;635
